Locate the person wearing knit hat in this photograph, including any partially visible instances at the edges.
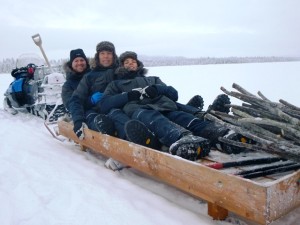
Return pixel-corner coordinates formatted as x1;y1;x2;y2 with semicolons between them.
70;48;88;64
62;48;91;111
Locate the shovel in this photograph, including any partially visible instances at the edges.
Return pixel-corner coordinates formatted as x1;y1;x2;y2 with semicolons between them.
32;33;53;72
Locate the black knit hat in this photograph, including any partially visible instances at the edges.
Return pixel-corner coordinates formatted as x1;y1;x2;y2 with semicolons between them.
119;51;138;65
96;41;115;53
70;48;87;63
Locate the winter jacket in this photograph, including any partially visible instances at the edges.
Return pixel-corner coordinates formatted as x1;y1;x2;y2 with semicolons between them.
99;65;179;117
61;62;91;110
68;65;117;124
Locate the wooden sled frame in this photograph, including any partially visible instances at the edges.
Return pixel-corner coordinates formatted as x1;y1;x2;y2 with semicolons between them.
58;121;300;225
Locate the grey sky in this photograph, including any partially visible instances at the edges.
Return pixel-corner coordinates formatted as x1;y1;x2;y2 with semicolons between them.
1;0;299;60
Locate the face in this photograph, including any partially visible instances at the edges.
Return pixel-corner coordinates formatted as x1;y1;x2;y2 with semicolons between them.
123;58;138;71
72;57;87;73
98;51;114;67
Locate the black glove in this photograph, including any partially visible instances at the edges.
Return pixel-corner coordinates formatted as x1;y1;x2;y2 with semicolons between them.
143;85;158;98
187;95;204;110
127;90;141;101
207;94;231;114
73;120;87;140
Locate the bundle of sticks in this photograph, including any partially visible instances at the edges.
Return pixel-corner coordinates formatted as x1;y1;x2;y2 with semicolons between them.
206;83;300;163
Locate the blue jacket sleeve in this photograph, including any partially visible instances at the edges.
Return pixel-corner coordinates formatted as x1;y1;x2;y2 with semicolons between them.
97;81;129;114
154;84;178;101
98;93;128;114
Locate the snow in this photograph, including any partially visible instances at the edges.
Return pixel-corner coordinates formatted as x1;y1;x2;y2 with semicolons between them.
1;62;300;225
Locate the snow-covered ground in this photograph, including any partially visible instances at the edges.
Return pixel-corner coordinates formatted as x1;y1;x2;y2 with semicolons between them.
0;62;299;225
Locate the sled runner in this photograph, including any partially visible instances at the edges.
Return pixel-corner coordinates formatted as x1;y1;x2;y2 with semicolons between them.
57;120;300;225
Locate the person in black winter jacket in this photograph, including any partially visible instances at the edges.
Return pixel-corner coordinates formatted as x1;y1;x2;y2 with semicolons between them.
98;51;216;160
99;51;253;160
68;42;130;139
62;48;91;111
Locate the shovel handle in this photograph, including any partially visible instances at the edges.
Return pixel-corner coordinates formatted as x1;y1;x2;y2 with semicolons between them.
31;33;53;72
32;33;42;46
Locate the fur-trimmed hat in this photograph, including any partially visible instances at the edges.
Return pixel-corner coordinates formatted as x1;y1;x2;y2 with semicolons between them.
70;48;87;63
119;51;138;65
96;41;115;53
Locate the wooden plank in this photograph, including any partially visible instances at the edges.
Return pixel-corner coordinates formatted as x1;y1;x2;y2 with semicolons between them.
57;121;300;225
267;170;300;223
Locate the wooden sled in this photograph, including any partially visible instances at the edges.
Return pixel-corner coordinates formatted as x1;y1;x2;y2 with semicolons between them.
58;120;300;225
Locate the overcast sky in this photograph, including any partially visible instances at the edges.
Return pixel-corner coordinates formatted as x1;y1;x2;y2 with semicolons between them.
1;0;299;60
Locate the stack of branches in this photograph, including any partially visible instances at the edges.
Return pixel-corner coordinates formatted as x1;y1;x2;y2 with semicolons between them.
205;83;300;162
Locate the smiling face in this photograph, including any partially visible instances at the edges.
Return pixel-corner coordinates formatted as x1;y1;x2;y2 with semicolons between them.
123;58;138;71
98;51;114;67
71;57;87;73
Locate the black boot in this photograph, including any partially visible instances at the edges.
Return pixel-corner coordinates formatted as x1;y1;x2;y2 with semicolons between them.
196;122;229;147
217;132;255;154
125;120;161;150
207;94;231;114
196;122;253;154
187;95;204;110
169;134;211;161
94;114;116;136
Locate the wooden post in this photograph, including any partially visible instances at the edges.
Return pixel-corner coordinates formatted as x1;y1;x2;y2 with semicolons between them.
207;202;228;220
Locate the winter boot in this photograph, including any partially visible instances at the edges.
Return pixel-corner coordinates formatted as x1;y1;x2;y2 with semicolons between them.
169;134;211;161
207;94;231;114
195;121;229;147
187;95;204;110
94;114;116;136
216;131;255;154
124;120;161;150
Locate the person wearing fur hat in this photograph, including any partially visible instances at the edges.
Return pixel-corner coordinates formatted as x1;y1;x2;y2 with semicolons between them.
68;41;130;140
62;48;91;111
97;51;210;160
98;51;251;160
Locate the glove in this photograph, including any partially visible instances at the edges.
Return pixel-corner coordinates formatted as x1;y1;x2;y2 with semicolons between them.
73;120;88;140
187;95;204;110
90;92;103;105
207;94;231;114
143;85;158;98
127;90;141;101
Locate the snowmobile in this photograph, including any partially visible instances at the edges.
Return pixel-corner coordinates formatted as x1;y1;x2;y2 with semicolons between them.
3;61;66;120
3;34;67;140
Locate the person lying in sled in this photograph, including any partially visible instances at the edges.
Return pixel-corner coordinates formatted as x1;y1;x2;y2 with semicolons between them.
98;51;252;160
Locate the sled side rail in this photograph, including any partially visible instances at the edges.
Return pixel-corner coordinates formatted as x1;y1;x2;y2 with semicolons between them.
58;121;300;225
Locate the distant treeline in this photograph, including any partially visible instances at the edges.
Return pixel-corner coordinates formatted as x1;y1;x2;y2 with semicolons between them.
1;56;300;73
139;56;300;67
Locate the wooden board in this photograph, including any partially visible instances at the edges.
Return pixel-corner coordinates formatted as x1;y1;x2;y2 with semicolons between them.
58;121;300;225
